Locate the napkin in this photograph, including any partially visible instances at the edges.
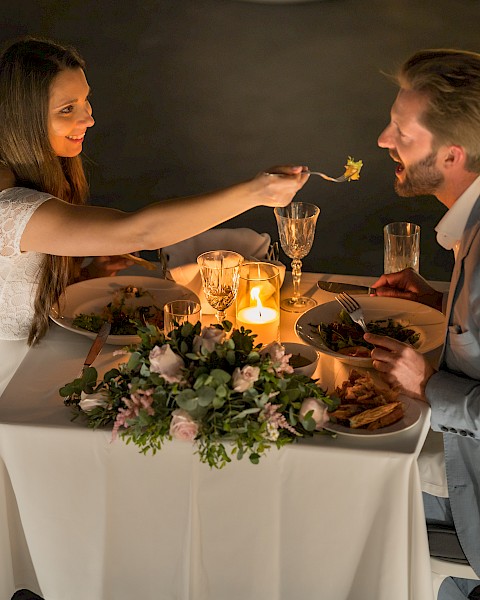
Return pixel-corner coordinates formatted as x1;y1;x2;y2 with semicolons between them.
163;228;271;268
163;229;285;313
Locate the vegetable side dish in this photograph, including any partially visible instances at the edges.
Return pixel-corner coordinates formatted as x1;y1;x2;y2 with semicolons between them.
330;369;404;430
311;309;420;358
72;285;164;335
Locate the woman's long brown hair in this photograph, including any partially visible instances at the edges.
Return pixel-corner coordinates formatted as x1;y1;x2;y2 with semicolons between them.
0;37;89;344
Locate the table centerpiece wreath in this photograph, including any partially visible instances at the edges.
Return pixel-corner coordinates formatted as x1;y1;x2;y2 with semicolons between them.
60;321;338;468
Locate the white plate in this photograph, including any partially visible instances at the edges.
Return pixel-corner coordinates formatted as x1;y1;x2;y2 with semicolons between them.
324;394;422;438
50;275;200;345
295;296;445;368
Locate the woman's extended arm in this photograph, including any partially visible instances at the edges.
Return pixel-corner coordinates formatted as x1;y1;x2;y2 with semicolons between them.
21;167;307;256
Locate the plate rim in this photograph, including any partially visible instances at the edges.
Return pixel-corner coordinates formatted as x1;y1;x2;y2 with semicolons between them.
323;394;422;438
49;275;200;345
295;296;445;367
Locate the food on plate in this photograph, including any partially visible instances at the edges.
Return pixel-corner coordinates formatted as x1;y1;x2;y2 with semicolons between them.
311;309;420;357
72;285;163;335
343;156;363;181
330;369;404;431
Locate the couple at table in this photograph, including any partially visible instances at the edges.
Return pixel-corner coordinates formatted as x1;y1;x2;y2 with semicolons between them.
1;36;480;600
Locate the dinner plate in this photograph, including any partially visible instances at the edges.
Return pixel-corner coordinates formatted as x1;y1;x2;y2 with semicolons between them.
49;275;200;345
295;296;445;368
323;393;422;438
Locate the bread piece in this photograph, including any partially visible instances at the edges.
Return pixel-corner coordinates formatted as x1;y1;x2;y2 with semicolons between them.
349;401;403;429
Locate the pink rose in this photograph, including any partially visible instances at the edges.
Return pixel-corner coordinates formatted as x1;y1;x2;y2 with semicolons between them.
169;409;199;441
149;344;185;383
260;341;293;374
232;365;260;392
192;326;226;353
300;397;330;430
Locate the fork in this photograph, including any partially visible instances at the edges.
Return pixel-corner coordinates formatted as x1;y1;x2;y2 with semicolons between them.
335;292;368;333
301;170;348;183
264;170;347;183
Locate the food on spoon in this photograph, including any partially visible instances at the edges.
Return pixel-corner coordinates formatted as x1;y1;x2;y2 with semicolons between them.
311;309;420;357
72;285;164;335
343;156;363;181
330;369;404;431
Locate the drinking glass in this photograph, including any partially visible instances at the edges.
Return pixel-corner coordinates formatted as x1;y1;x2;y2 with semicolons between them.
197;250;243;324
383;222;420;274
274;202;320;312
164;300;202;336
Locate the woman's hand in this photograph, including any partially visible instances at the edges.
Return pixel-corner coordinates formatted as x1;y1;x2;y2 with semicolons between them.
371;268;443;310
79;255;135;280
365;332;436;401
251;165;310;208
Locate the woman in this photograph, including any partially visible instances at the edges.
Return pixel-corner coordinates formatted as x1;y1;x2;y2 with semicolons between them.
0;37;306;392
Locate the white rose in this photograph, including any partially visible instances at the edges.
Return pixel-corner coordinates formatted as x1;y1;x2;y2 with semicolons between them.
79;390;108;412
260;341;293;374
300;397;330;430
149;344;185;384
232;365;260;392
169;409;199;441
192;326;226;353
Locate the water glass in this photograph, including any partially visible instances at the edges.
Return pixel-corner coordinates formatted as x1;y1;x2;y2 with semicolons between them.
383;222;420;274
164;300;202;336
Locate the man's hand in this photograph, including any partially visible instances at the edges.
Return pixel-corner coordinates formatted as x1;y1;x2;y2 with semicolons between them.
371;268;443;310
364;332;436;401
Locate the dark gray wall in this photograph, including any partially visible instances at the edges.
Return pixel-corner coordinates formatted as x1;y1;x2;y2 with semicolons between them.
3;0;480;279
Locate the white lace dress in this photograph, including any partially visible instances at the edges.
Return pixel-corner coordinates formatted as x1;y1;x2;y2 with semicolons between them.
0;187;52;394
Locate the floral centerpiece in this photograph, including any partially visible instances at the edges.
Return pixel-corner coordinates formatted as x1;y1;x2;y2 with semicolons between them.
60;321;338;468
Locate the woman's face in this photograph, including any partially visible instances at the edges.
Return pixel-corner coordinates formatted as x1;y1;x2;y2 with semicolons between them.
48;68;94;157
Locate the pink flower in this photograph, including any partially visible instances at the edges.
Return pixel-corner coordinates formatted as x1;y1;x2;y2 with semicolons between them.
300;397;330;430
232;365;260;392
192;326;226;353
260;341;293;374
112;387;155;441
149;344;185;383
169;409;199;441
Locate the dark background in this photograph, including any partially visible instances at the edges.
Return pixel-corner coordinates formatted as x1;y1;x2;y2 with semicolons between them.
3;0;480;279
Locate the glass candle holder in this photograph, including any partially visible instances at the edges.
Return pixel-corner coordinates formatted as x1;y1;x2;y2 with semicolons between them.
236;262;280;347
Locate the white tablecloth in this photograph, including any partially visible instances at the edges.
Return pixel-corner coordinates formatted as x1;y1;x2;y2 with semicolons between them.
0;272;448;600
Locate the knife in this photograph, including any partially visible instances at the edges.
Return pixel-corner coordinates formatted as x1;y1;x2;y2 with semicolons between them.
81;321;112;372
64;321;111;403
316;281;376;295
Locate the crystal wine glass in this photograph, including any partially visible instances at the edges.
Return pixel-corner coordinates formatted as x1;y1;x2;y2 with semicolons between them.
197;250;243;324
274;202;320;312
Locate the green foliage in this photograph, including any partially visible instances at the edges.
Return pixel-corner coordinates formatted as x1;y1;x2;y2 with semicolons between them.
60;321;338;468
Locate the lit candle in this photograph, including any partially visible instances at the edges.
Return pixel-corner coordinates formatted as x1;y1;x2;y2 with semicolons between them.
236;286;280;346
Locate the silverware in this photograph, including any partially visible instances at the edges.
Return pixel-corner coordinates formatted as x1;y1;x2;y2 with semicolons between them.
317;281;376;295
64;321;111;403
121;253;157;271
301;170;348;183
264;170;348;183
335;293;368;333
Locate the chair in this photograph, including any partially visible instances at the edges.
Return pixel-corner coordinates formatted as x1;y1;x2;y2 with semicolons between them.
428;524;480;597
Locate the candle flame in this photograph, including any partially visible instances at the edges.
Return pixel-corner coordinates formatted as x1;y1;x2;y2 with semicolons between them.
250;286;264;316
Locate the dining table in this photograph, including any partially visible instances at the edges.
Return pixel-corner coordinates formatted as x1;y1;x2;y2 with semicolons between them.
0;268;450;600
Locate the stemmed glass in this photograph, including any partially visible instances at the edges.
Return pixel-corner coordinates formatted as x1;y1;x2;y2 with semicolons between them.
274;202;320;312
197;250;243;324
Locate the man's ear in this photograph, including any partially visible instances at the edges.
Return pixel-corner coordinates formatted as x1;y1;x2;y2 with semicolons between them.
441;145;467;169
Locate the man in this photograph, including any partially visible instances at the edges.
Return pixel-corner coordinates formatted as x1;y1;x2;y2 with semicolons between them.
366;49;480;600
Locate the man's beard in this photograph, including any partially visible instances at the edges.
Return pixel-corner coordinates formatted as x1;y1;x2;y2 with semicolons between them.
394;151;444;197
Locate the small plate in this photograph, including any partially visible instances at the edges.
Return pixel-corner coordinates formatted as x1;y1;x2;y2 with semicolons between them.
324;394;422;438
50;275;200;345
295;296;445;368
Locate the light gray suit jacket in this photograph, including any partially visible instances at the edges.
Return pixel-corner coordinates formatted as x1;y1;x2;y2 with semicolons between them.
426;194;480;575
